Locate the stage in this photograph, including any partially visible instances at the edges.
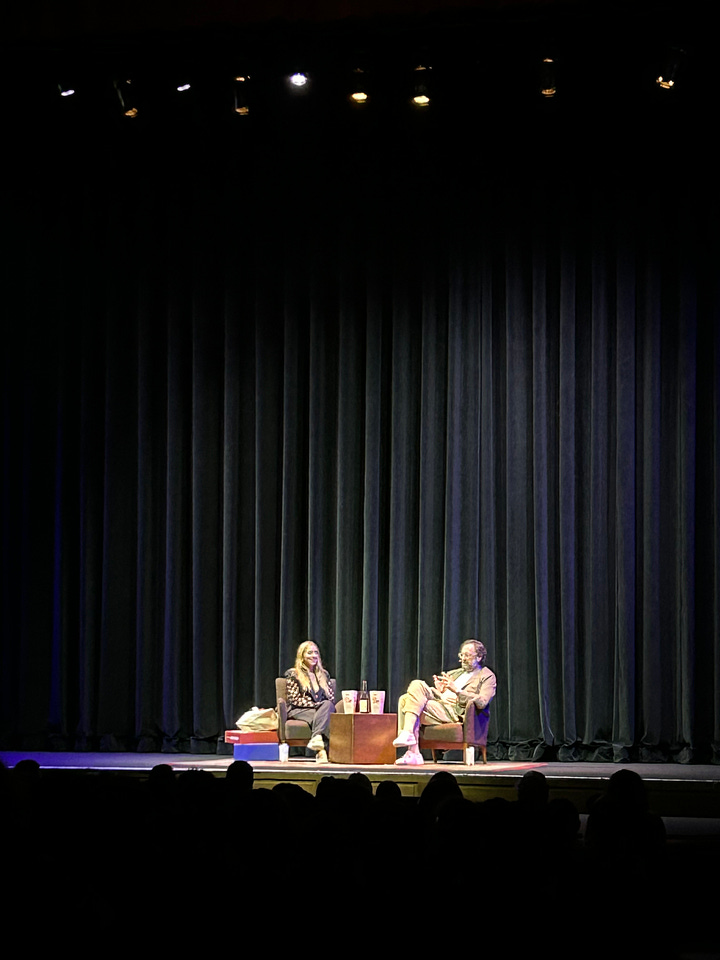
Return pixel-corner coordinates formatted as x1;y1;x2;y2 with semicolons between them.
3;751;719;829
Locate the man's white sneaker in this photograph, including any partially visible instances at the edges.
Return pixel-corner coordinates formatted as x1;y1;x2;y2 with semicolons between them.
392;731;417;747
307;734;324;751
395;751;424;765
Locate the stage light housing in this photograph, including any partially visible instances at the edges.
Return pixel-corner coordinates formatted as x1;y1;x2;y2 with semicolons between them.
411;64;432;107
114;79;139;117
287;71;311;98
656;48;685;90
540;57;557;98
233;75;251;115
348;67;369;105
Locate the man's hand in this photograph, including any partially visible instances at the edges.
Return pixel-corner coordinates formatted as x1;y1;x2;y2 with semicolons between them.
438;671;458;693
433;674;448;693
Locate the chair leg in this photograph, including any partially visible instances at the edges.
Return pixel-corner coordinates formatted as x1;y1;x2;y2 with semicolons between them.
481;745;487;764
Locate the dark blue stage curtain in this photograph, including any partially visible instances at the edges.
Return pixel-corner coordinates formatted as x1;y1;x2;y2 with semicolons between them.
2;83;718;762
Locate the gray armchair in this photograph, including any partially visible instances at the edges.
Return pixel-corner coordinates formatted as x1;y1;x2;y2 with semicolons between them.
275;677;341;747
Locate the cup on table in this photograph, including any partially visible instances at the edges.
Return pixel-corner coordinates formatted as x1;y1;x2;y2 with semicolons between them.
279;743;289;762
370;690;385;714
342;690;358;714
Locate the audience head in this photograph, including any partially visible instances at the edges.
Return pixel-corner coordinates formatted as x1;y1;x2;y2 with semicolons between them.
516;770;549;808
226;760;253;791
148;763;175;783
606;768;648;811
347;772;372;795
12;758;42;781
418;771;463;820
375;780;402;803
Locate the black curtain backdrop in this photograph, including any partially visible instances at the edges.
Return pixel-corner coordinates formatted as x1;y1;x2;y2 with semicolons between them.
2;23;719;761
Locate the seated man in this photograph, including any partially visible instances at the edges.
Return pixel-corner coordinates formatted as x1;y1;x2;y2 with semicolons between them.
393;639;496;765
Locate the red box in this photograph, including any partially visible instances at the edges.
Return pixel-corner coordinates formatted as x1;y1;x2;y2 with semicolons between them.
224;729;278;744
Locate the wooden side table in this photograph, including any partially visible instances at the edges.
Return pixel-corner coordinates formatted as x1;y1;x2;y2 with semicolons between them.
329;712;398;764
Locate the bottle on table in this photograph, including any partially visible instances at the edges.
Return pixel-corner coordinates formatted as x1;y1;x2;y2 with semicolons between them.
358;680;370;713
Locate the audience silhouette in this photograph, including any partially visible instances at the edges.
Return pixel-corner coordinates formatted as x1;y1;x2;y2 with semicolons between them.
1;756;713;956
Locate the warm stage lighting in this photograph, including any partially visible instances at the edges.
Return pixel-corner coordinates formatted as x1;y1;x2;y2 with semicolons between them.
114;79;139;118
233;75;251;115
656;48;685;90
349;67;369;105
411;64;431;107
540;58;556;98
344;62;372;106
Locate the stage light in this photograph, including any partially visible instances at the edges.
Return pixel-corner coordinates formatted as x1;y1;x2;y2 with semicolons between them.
57;82;75;97
233;75;251;115
114;79;139;118
411;64;432;107
287;71;310;97
177;82;191;92
656;49;685;90
348;67;369;105
540;58;557;98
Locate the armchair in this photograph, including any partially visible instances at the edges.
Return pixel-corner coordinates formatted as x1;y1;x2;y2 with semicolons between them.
275;677;340;748
418;701;490;764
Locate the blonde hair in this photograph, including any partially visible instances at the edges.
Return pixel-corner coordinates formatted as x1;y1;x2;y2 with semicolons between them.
293;641;331;695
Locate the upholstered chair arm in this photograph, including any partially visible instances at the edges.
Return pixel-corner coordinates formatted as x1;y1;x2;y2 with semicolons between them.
463;700;490;747
275;677;289;740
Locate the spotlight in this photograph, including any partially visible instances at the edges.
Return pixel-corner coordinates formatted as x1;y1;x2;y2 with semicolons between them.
656;48;685;89
287;71;310;97
233;74;251;115
114;79;139;118
176;82;191;93
540;57;557;98
57;81;75;97
348;66;369;105
411;64;432;107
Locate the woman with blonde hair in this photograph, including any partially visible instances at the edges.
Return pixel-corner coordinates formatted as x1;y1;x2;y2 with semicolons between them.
284;641;335;762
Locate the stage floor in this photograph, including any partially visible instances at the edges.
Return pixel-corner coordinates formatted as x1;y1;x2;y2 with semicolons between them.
3;750;719;825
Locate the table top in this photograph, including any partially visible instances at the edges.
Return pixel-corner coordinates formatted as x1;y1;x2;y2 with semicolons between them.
333;711;397;719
